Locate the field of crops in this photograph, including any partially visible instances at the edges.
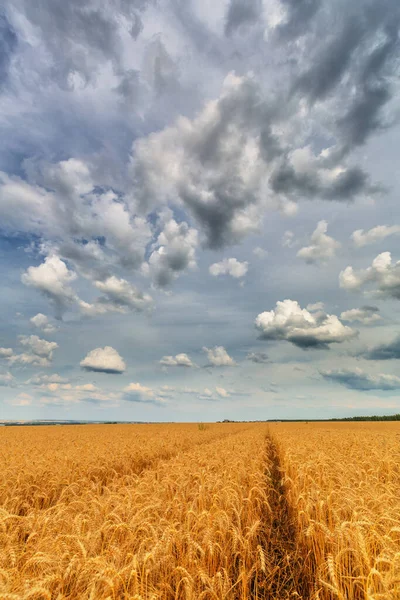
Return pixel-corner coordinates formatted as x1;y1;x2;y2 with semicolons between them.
1;422;399;599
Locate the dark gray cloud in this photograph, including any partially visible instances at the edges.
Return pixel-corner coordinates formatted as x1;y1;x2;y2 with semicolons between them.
10;0;151;88
322;367;400;390
224;0;262;36
338;21;400;148
363;336;400;360
247;352;269;364
292;0;400;155
277;0;321;40
270;161;371;202
294;16;365;102
0;13;17;87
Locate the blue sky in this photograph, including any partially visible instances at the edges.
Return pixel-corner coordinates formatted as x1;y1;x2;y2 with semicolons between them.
1;0;400;421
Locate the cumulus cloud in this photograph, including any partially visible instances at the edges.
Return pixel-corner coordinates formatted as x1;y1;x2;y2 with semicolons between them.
247;352;269;363
22;255;77;319
340;306;381;325
340;252;400;299
123;383;165;405
80;346;126;374
147;217;198;287
215;386;230;397
132;74;374;250
0;348;13;358
5;335;58;367
209;257;248;279
27;373;68;385
255;299;356;348
297;220;340;264
322;367;400;391
203;346;236;366
352;225;400;247
159;353;195;367
30;313;58;334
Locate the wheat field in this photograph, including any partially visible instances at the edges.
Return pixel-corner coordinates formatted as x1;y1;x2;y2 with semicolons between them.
0;422;399;599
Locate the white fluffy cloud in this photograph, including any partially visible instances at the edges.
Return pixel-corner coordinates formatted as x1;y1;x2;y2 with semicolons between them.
322;368;400;391
0;348;13;358
255;299;356;348
203;345;236;366
297;220;340;264
80;346;126;374
6;335;58;367
123;383;165;405
209;257;248;278
340;252;400;299
22;255;77;318
340;306;381;325
159;353;195;367
30;313;58;334
352;225;400;247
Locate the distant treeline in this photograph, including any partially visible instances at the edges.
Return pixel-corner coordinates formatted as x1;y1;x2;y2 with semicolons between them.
331;414;400;422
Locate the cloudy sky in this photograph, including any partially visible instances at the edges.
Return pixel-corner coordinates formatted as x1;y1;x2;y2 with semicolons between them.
1;0;400;421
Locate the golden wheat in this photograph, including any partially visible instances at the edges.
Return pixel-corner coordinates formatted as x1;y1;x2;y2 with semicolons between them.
1;421;400;599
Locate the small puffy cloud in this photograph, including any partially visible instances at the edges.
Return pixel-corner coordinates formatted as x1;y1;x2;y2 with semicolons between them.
340;306;381;325
80;346;126;374
159;353;195;367
11;393;33;406
123;383;165;405
0;348;13;358
7;335;58;367
297;221;340;264
321;367;400;391
198;386;231;400
282;230;295;248
215;386;230;398
27;373;68;385
306;302;325;312
253;247;268;259
93;276;153;312
22;255;77;318
255;299;356;349
209;258;248;279
247;352;269;363
20;336;57;359
352;225;400;247
340;252;400;299
363;336;400;361
30;313;58;334
203;346;236;367
0;372;14;386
